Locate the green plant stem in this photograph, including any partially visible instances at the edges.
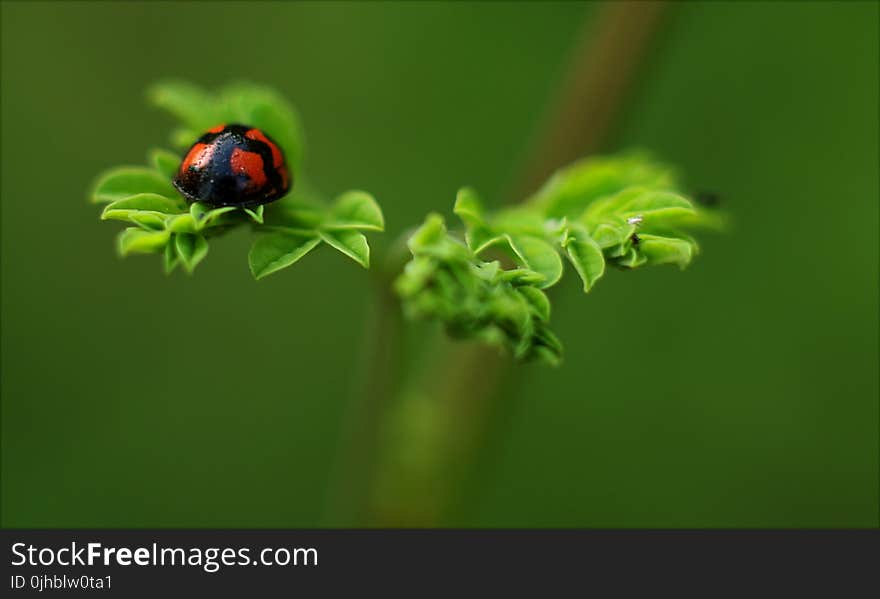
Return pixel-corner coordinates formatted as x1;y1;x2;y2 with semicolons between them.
335;0;672;526
512;0;671;198
324;267;403;525
367;339;508;525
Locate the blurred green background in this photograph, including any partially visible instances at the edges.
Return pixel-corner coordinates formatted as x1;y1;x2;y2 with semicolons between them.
1;1;877;527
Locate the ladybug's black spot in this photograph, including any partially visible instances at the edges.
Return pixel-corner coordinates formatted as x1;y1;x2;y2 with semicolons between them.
173;124;291;207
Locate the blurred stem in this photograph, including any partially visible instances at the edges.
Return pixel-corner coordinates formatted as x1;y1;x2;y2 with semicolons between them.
324;263;403;525
512;0;670;198
333;0;671;526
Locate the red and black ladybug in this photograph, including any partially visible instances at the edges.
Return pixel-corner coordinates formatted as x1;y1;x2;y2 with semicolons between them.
173;124;291;207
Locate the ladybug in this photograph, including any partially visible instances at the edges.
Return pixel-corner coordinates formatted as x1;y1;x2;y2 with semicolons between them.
173;124;291;207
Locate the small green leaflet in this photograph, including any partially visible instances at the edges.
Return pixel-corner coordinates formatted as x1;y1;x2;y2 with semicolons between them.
248;232;321;279
319;230;370;268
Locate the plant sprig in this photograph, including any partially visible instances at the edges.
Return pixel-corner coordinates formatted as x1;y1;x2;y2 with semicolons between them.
91;82;721;367
396;153;722;365
91;82;384;277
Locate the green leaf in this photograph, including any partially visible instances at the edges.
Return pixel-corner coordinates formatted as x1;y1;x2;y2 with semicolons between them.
149;81;222;133
535;327;563;356
504;234;563;288
533;345;562;367
562;229;605;292
319;230;370;268
248;232;321;279
503;292;536;358
101;193;184;221
397;219;564;365
174;233;209;273
529;153;678;218
325;190;384;231
616;247;648;269
499;268;547;286
166;213;198;233
590;221;633;249
170;128;200;148
395;256;436;297
687;207;728;231
491;207;546;238
91;167;177;204
243;205;264;224
467;227;498;254
164;239;179;274
149;148;180;178
408;214;447;252
583;187;697;229
475;260;501;282
617;189;692;213
454;187;498;251
533;328;563;366
128;212;167;231
638;234;695;269
190;202;238;229
263;192;326;229
117;228;170;256
453;187;486;229
518;286;551;322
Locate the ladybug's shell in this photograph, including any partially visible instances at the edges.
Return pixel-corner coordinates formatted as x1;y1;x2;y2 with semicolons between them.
173;124;291;207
